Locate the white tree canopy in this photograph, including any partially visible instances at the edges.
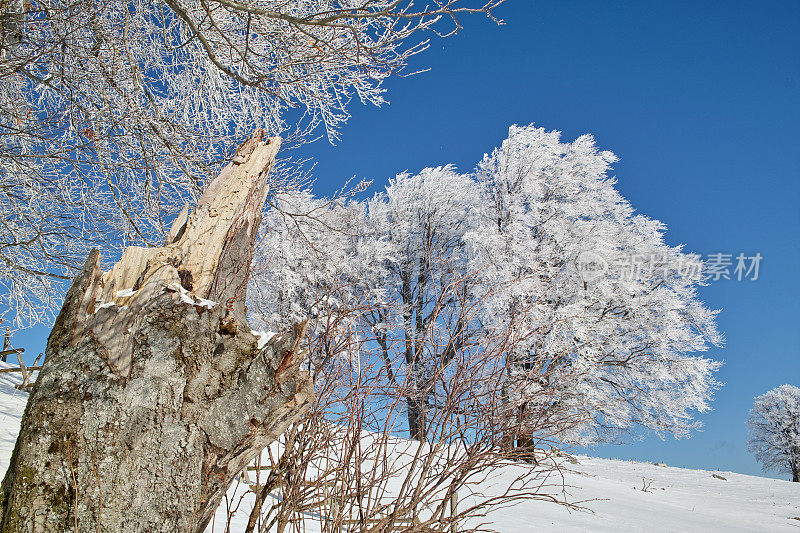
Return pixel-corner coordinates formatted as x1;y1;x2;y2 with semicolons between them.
252;124;724;444
470;125;723;443
249;167;485;440
747;384;800;482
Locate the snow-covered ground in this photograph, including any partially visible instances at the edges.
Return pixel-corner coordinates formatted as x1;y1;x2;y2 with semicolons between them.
0;362;35;478
1;362;797;532
206;450;800;532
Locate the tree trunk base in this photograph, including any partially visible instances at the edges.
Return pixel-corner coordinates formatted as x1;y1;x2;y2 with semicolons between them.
1;133;313;532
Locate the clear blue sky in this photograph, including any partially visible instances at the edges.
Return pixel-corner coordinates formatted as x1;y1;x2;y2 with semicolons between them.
291;0;800;479
13;1;799;479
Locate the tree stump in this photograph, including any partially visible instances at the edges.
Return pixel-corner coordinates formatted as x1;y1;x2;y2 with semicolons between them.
0;131;314;532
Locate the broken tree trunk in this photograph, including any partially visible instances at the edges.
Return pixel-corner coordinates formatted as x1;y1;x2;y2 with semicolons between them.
0;131;314;532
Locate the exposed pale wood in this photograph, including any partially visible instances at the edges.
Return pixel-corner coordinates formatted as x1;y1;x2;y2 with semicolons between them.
65;129;283;377
0;132;314;533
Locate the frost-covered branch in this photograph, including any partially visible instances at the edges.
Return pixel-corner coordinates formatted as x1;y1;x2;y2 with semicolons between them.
0;0;505;327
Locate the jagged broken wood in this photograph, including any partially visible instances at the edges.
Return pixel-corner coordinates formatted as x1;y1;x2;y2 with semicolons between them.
0;131;314;532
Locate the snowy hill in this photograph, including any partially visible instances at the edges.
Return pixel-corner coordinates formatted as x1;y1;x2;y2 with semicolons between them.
0;363;797;532
0;362;34;478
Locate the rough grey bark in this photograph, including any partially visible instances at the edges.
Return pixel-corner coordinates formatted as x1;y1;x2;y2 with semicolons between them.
0;131;314;532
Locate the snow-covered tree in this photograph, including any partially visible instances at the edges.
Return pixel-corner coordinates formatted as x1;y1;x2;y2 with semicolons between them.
0;0;505;327
252;167;485;441
248;185;383;380
250;189;366;329
747;384;800;482
252;125;724;448
363;167;483;441
470;125;723;447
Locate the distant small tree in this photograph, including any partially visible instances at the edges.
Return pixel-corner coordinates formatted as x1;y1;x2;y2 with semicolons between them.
747;384;800;482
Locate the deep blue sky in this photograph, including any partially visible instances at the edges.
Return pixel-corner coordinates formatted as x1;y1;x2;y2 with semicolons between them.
291;0;800;479
13;1;798;479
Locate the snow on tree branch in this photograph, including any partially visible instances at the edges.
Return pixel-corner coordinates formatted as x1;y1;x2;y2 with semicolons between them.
0;0;504;327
